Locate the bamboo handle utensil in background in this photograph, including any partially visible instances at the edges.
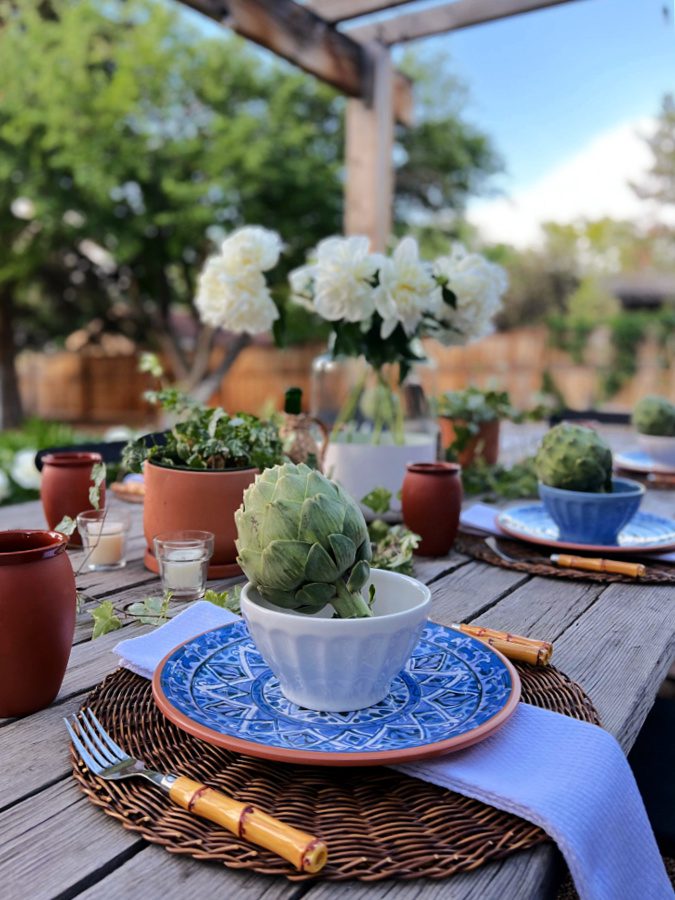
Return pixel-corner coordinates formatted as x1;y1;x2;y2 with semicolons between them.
170;776;328;873
454;623;553;666
551;555;646;578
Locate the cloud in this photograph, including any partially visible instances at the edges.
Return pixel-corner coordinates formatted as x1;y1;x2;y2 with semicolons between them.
467;118;670;247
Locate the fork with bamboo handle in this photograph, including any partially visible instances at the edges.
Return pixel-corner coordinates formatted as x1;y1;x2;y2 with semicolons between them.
65;709;327;873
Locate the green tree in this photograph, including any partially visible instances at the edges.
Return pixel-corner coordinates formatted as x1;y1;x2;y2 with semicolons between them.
0;0;500;425
634;94;675;206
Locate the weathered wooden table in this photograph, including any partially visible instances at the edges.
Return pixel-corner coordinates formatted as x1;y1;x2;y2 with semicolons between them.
2;459;674;899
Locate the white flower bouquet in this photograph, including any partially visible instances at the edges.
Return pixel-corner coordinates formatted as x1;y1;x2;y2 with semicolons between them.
194;226;507;445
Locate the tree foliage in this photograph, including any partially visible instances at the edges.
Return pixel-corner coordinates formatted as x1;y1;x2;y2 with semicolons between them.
0;0;500;423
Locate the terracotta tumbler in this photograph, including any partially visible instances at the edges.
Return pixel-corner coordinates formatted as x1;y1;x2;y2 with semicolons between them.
401;462;463;557
41;452;105;546
0;530;77;717
439;418;500;467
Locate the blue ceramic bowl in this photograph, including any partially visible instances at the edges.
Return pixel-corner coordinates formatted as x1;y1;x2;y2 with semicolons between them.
538;477;645;545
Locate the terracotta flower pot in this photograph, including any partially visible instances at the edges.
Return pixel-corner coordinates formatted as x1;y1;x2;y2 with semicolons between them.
0;530;76;717
143;462;258;578
40;452;105;547
401;462;463;557
439;418;500;468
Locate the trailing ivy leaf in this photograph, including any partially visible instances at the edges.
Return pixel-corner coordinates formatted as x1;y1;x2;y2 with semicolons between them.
90;601;122;639
204;584;242;615
127;593;172;626
441;285;457;308
89;462;106;510
55;515;77;536
360;487;392;515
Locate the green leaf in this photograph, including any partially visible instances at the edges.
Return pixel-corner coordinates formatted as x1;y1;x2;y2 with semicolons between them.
55;515;77;536
204;584;242;615
360;487;392;515
90;601;122;639
127;593;171;626
89;462;106;510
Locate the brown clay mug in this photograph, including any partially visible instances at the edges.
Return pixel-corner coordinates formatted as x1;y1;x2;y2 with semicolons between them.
401;462;463;557
0;530;77;717
40;452;105;546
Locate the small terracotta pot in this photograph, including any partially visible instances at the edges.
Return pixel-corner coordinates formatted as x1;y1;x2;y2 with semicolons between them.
401;462;463;557
439;418;500;467
0;530;76;717
40;452;105;547
143;462;258;578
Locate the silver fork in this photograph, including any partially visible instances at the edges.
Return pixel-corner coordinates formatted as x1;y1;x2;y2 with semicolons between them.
65;709;327;873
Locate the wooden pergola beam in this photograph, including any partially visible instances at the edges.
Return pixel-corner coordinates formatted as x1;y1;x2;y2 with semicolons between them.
306;0;412;24
180;0;413;123
347;0;584;44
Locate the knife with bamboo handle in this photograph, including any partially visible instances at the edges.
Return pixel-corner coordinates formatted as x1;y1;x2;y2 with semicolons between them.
485;537;646;578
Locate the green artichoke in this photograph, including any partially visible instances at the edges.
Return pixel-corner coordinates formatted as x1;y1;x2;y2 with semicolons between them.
632;395;675;436
535;423;613;493
235;463;374;618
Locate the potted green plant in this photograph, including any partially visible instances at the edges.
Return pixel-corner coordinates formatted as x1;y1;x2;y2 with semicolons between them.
437;387;520;467
122;389;283;577
632;395;675;468
236;463;431;711
534;423;644;545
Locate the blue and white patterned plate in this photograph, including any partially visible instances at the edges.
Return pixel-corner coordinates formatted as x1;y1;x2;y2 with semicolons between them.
152;620;520;766
614;449;675;477
497;505;675;553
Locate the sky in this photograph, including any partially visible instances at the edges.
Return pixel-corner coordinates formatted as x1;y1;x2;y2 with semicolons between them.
182;0;674;247
387;0;675;245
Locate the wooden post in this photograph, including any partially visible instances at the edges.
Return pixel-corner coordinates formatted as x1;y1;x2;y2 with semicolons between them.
344;43;395;252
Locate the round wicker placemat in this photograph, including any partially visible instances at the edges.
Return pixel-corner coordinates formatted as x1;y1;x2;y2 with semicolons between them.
456;532;675;584
72;664;599;882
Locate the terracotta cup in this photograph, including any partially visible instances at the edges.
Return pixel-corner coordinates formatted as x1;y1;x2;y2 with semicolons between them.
0;530;77;717
439;418;500;467
401;462;463;557
143;462;258;578
40;452;105;546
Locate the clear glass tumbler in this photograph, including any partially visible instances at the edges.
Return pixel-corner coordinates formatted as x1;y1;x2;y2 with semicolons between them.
77;508;131;571
153;531;215;601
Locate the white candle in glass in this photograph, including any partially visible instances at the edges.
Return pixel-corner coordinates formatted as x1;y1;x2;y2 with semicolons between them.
161;549;205;591
87;522;125;566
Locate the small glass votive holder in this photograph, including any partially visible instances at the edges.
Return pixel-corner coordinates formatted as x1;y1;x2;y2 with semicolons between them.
153;531;215;601
77;509;131;571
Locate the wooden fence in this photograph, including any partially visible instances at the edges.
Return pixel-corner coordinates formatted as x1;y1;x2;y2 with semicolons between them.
17;326;674;425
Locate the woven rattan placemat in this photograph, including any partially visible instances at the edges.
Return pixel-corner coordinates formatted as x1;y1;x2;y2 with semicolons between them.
456;531;675;584
72;665;599;882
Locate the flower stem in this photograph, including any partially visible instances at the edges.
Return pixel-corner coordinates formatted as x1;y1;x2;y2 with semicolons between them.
331;370;368;442
332;579;373;618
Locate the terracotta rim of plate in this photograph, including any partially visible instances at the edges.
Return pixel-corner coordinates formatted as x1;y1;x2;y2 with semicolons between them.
151;623;522;766
143;549;242;579
496;512;675;555
613;453;675;477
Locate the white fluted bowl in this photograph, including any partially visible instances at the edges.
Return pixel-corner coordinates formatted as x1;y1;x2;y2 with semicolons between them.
240;568;431;712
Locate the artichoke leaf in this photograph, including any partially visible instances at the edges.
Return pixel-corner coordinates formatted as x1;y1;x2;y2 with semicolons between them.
237;548;264;583
261;499;301;543
356;537;373;563
234;507;263;551
276;470;311;503
261;540;312;590
300;493;345;550
328;533;356;573
340;491;370;546
306;469;339;499
347;559;370;592
305;541;340;582
259;587;299;609
295;582;335;608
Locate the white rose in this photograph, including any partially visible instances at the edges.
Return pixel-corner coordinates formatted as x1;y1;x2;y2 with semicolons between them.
308;236;381;323
288;264;316;312
220;226;282;273
195;256;279;334
433;245;507;345
373;237;441;339
0;470;10;503
11;449;41;490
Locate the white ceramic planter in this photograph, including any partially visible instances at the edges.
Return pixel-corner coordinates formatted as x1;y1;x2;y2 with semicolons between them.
240;568;432;712
323;432;437;514
638;433;675;468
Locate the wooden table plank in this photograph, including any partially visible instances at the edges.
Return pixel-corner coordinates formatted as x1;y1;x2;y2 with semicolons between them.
1;482;674;900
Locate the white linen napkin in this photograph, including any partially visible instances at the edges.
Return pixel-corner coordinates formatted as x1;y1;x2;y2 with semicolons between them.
114;601;673;900
461;502;675;563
